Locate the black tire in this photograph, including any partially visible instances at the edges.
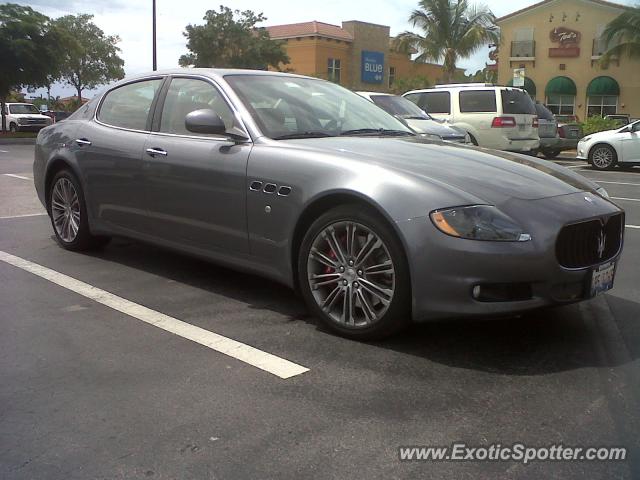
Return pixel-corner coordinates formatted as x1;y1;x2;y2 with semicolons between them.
9;123;18;133
297;204;411;340
527;149;539;157
468;133;479;146
542;149;561;159
589;144;617;170
48;169;111;251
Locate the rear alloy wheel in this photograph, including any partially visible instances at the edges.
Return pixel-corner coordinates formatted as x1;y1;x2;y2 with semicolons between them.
298;205;410;339
589;144;617;170
542;149;561;159
49;170;110;250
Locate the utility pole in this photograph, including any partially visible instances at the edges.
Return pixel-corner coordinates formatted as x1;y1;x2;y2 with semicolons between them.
152;0;157;71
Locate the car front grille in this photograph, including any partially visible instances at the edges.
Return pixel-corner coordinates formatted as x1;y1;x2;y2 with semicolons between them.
556;213;623;268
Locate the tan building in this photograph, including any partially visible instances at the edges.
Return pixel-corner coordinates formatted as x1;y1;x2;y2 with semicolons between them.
266;20;453;91
496;0;640;119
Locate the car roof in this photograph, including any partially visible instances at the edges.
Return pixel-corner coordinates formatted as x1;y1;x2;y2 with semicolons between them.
356;91;394;97
404;85;525;95
110;68;318;86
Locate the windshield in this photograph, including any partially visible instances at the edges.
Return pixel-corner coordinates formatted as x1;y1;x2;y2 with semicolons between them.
225;75;413;139
501;89;536;115
9;104;40;114
369;95;431;119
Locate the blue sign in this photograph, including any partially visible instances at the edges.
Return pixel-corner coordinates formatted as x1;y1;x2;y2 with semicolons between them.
361;50;384;84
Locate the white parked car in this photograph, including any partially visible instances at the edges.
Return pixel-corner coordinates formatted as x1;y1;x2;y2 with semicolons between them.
403;84;540;154
356;91;470;143
2;103;52;132
577;120;640;170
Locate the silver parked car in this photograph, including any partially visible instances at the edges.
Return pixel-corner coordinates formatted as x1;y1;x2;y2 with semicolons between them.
356;91;470;143
34;69;624;339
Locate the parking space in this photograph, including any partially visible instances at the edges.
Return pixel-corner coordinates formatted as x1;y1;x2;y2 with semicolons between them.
1;145;640;478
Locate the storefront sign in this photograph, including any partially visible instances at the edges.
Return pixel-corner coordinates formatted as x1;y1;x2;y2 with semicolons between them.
549;27;581;57
549;27;581;45
361;50;384;84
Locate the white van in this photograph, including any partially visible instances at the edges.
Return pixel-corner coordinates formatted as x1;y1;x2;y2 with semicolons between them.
3;103;52;132
403;84;540;154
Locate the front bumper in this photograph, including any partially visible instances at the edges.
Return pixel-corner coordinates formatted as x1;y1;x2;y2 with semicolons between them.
576;141;588;160
540;137;578;151
397;191;623;322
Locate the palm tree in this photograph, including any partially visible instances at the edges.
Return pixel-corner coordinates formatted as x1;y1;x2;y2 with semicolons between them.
394;0;499;83
601;5;640;63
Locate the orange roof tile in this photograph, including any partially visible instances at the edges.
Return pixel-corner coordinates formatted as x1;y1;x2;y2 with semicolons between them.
265;21;353;41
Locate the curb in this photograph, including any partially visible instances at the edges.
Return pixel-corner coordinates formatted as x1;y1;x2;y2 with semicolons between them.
0;138;36;145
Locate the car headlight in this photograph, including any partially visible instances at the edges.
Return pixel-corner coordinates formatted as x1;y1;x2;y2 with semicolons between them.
17;118;26;124
595;186;609;198
422;133;442;141
430;205;531;242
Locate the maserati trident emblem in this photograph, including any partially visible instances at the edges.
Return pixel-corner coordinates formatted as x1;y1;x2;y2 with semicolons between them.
596;228;606;259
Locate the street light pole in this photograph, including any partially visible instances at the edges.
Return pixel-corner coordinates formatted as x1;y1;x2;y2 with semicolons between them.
152;0;157;71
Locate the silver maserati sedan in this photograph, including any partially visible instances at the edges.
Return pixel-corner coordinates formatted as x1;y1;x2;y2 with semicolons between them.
34;69;624;339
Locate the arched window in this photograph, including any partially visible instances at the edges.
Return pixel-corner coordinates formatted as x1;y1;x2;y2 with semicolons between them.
586;76;619;117
545;76;577;115
506;77;537;99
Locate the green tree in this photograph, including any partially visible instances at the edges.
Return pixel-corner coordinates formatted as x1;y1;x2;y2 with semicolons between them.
52;14;125;106
179;6;289;69
0;4;61;130
394;0;499;83
601;5;640;64
389;75;432;94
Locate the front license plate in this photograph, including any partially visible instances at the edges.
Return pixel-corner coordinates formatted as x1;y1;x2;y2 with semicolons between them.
590;261;616;297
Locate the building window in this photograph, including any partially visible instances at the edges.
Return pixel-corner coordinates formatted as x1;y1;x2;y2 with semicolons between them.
328;58;341;83
546;94;575;115
388;67;396;87
587;95;618;117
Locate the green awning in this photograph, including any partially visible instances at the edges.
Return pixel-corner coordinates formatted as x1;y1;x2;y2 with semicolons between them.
507;77;537;96
545;76;577;96
587;76;620;96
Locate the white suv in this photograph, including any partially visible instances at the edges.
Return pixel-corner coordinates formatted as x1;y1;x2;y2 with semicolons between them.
403;84;539;154
3;103;52;132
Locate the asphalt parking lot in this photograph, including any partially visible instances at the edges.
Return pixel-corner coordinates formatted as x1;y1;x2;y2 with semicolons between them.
1;145;639;479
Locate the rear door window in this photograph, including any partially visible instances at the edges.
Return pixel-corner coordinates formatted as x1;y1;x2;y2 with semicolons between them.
535;103;555;120
98;79;162;130
459;90;497;113
405;92;450;114
501;89;536;115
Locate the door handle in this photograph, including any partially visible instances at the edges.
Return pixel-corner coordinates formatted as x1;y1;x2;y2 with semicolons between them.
75;138;92;146
146;147;167;157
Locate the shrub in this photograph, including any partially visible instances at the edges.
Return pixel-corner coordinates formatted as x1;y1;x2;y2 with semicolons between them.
580;116;620;136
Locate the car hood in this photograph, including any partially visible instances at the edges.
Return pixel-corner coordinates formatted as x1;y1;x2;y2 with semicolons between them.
284;136;599;203
403;118;465;137
585;128;620;140
11;113;50;119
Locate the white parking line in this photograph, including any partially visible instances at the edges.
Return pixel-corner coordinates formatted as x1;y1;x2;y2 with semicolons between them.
626;225;640;229
0;251;310;379
611;196;640;203
0;149;8;153
0;212;47;220
590;180;640;187
3;173;30;180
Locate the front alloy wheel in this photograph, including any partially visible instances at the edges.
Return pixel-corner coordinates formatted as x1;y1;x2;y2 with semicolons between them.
590;145;617;170
299;206;410;339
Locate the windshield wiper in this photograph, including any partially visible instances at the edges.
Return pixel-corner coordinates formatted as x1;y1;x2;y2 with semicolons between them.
340;128;414;137
272;131;334;140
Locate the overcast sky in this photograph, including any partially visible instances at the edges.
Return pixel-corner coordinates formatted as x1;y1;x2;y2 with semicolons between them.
18;0;635;99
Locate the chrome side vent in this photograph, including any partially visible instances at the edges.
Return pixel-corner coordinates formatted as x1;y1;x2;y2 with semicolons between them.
249;181;263;191
263;183;277;194
278;186;292;196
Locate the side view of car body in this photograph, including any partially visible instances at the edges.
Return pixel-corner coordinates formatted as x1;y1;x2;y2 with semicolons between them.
535;102;579;159
356;91;470;143
577;119;640;170
34;69;624;339
403;84;540;154
3;103;52;132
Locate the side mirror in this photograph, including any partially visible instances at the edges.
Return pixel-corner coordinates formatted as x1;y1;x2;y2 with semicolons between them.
185;109;226;135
